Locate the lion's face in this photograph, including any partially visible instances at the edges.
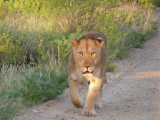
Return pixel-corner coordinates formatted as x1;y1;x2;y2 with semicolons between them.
71;38;104;75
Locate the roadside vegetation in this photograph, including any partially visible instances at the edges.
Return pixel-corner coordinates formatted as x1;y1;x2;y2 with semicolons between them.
0;0;159;119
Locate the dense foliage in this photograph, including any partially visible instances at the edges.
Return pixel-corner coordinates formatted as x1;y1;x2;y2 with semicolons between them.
0;0;157;71
0;0;158;119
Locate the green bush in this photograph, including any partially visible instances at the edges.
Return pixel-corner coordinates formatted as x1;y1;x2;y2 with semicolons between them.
0;32;24;66
0;0;119;33
122;0;160;7
0;67;68;104
122;0;154;8
150;0;160;6
0;96;21;120
0;0;157;70
0;66;68;119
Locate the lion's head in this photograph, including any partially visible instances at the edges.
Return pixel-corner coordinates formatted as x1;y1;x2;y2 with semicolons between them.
71;37;104;75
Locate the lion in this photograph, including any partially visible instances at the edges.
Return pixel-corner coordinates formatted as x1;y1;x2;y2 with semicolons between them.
68;31;107;116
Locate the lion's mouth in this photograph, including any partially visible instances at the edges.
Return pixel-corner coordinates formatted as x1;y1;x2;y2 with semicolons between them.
82;71;94;74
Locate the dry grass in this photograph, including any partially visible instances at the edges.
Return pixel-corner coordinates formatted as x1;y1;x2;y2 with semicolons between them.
114;2;157;32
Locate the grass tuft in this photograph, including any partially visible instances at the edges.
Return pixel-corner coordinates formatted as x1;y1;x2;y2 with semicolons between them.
0;66;68;119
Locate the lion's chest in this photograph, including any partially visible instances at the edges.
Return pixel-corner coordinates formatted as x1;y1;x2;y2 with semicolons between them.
70;66;101;83
70;71;88;83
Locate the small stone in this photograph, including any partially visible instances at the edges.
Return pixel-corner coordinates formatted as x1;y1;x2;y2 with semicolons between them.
33;109;38;112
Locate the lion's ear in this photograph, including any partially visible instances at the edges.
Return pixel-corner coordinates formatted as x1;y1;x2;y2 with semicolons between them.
71;38;79;48
96;37;104;48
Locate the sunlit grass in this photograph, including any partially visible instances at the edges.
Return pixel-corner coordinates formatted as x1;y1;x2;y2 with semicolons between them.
0;0;158;119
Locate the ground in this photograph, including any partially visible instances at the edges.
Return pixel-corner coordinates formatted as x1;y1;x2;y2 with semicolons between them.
12;8;160;120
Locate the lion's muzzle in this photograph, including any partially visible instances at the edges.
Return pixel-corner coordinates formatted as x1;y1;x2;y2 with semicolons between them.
82;66;94;74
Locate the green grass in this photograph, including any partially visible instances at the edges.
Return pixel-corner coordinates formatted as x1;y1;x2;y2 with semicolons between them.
149;0;160;7
0;66;68;119
122;0;160;7
0;0;158;70
0;95;22;120
0;0;158;119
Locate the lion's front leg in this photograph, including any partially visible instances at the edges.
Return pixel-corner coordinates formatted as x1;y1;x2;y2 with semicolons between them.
69;78;83;108
95;75;106;109
82;74;102;116
95;85;102;109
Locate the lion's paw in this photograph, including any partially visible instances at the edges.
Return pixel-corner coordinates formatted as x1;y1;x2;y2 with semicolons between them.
82;109;97;116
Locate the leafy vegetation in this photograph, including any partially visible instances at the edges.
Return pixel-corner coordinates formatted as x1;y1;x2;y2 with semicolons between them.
0;66;68;120
122;0;160;7
150;0;160;6
0;0;158;119
0;0;158;69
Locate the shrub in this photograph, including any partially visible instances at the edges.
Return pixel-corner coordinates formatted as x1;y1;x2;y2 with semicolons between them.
0;66;68;119
0;32;24;66
0;1;157;68
0;96;21;120
122;0;154;8
150;0;160;6
0;66;68;104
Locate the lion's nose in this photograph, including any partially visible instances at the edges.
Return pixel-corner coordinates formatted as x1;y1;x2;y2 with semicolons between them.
82;65;94;74
84;65;90;69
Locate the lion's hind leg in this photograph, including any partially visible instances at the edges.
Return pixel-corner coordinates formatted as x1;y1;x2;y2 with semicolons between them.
81;82;88;105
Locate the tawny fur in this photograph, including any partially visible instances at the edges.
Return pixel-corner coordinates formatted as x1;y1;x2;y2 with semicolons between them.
68;31;107;116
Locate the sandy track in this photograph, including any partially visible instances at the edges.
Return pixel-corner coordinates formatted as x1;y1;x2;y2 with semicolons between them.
13;9;160;120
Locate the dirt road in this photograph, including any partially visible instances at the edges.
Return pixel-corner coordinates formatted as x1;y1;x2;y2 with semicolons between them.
13;9;160;120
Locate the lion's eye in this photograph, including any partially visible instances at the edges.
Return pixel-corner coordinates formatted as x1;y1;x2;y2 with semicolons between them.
79;52;83;56
91;52;96;56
